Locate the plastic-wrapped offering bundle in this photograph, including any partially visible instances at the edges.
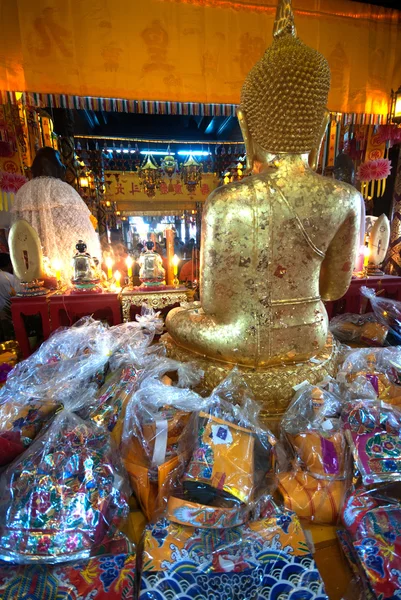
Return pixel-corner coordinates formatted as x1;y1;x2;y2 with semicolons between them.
341;485;401;600
140;497;328;600
342;399;401;485
0;384;130;564
329;313;388;346
182;368;275;507
0;318;155;467
338;346;401;406
121;358;205;521
278;382;348;524
362;286;401;345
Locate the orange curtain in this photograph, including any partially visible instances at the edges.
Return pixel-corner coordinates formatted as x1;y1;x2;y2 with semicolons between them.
0;0;400;115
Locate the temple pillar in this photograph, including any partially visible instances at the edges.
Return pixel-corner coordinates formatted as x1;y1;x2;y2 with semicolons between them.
384;148;401;275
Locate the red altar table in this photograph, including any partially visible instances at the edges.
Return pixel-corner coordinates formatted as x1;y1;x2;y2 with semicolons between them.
325;275;401;319
11;294;52;359
49;290;122;331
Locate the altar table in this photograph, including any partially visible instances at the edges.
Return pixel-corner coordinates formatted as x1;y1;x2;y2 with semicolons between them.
49;290;121;331
11;294;52;359
325;274;401;319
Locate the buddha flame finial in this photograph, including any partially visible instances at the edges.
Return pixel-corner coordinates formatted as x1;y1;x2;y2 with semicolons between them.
273;0;296;39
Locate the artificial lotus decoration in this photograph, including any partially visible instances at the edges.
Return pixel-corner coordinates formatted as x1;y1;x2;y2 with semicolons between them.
0;171;28;194
357;158;392;199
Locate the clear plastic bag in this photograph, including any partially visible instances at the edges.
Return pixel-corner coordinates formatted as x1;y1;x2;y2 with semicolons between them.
0;317;157;467
0;399;130;563
182;368;276;509
341;398;401;485
362;286;401;345
337;346;401;407
340;484;401;600
121;358;205;521
277;383;349;524
139;497;328;600
329;312;388;346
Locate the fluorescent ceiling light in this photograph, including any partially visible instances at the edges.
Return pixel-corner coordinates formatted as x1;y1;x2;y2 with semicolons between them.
177;150;211;156
139;150;175;156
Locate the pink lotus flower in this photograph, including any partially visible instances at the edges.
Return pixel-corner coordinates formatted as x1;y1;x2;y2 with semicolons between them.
357;158;392;182
374;158;392;179
0;171;27;193
357;161;374;182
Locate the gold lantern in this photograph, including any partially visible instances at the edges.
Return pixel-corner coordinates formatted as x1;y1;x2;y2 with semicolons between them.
181;154;203;194
161;154;178;178
139;154;162;197
390;85;401;124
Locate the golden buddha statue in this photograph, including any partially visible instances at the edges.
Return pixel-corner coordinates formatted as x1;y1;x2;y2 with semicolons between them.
164;0;361;418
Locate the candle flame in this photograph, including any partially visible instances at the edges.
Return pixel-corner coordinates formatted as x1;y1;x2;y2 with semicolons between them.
114;270;121;282
172;254;180;266
105;256;113;268
126;256;134;267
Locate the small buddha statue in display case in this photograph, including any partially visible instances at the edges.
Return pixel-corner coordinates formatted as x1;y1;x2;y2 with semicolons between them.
165;0;362;421
139;241;166;287
72;240;100;293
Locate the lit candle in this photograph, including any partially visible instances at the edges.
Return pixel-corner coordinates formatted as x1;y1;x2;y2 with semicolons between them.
105;256;113;280
114;270;121;288
363;245;370;268
172;254;179;276
53;259;61;282
126;256;134;278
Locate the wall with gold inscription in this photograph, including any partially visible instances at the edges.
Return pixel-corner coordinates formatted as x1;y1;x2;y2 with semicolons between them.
105;171;219;213
0;0;400;115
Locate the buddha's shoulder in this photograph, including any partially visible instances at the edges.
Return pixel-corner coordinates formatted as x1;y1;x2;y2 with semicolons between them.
308;171;362;208
206;177;258;203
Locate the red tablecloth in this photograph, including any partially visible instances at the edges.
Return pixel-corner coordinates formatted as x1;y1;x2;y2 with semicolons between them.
325;275;401;319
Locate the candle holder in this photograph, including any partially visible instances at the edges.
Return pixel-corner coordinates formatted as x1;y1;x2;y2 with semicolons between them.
172;254;180;288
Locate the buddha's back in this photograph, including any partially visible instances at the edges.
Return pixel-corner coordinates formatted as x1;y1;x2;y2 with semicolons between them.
200;160;360;366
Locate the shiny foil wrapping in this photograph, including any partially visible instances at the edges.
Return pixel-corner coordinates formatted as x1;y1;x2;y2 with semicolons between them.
0;412;129;564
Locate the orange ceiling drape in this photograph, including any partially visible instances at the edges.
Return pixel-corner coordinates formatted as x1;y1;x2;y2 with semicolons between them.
0;0;400;115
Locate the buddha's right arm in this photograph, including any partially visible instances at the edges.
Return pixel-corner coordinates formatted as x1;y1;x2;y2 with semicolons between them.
319;196;361;301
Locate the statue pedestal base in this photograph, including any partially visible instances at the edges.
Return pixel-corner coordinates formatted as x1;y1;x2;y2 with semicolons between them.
162;333;340;430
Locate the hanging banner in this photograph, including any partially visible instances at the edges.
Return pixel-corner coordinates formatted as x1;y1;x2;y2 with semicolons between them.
104;171;219;203
0;0;400;116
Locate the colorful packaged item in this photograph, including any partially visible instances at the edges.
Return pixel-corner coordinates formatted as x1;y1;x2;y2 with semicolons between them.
121;358;205;521
139;499;328;600
342;399;401;485
0;397;61;466
79;365;140;446
183;369;275;507
0;410;129;563
278;471;347;524
362;286;401;345
278;383;348;524
0;552;136;599
341;485;401;600
330;313;388;346
338;347;401;406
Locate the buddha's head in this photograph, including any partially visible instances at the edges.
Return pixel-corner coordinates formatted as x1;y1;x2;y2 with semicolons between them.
240;0;330;162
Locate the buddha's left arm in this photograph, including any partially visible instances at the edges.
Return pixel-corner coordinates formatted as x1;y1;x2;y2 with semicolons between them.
319;201;361;301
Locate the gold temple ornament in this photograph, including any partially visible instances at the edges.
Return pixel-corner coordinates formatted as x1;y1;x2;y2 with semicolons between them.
181;154;203;194
139;154;162;198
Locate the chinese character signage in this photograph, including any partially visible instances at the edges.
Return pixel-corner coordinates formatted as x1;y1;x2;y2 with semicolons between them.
104;171;219;202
